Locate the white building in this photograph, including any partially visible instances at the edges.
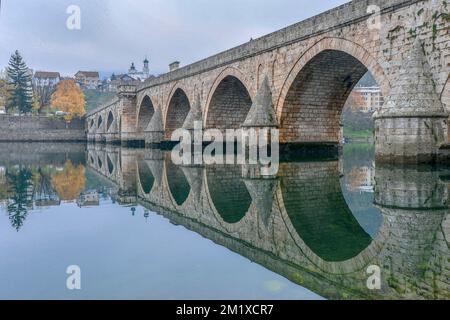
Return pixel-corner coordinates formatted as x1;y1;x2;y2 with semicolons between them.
127;58;151;81
33;71;61;88
75;71;100;90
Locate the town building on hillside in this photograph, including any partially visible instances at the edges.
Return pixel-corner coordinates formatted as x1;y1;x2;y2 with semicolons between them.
101;74;132;92
75;71;100;90
33;71;61;88
353;86;384;113
102;74;139;92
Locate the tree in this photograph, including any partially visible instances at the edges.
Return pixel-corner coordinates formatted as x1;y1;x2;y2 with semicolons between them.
6;50;33;113
51;79;86;121
0;78;10;109
32;84;54;114
6;167;34;231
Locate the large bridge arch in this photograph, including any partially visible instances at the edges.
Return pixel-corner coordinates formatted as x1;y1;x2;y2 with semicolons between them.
204;68;254;130
277;37;389;144
137;95;155;133
164;86;191;140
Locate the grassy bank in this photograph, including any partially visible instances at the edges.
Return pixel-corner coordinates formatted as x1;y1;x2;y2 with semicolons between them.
344;127;373;141
84;90;116;112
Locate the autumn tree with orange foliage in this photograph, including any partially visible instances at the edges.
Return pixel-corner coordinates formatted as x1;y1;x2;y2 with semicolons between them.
51;160;86;201
51;79;85;121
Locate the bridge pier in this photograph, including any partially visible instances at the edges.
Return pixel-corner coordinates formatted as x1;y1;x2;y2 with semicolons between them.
117;84;142;147
144;106;164;147
374;39;448;165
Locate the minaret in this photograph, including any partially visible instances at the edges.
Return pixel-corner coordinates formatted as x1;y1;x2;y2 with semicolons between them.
143;57;149;78
128;62;137;75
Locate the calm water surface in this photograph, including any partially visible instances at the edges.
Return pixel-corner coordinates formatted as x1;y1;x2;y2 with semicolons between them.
0;143;448;300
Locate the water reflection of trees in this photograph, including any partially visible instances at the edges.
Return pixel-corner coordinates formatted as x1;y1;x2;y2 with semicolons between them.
51;161;85;201
6;167;33;231
0;160;87;230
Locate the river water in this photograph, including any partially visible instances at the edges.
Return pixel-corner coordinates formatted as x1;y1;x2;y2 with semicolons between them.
0;142;448;300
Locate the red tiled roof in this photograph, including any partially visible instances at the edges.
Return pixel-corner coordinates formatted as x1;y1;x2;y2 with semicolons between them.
75;71;99;78
34;71;60;79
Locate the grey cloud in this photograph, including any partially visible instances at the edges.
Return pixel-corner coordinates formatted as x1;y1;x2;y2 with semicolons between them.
0;0;348;77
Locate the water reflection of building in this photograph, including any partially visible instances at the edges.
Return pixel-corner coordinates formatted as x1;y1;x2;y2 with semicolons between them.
346;162;375;193
77;190;100;207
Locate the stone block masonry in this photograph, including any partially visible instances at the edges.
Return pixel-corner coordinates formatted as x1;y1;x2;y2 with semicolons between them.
0;115;86;142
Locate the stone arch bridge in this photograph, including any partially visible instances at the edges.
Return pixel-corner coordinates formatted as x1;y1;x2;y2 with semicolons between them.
86;145;450;299
86;0;450;164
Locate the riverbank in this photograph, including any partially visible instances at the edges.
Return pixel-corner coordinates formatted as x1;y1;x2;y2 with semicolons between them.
344;128;374;143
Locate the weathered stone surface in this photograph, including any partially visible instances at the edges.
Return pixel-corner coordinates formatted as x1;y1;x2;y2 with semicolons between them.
242;77;278;128
183;94;202;130
374;38;447;118
145;107;164;145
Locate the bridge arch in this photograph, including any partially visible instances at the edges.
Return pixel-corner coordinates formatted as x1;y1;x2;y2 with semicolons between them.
204;68;254;130
165;86;191;140
137;95;155;133
89;119;95;131
277;37;389;144
97;115;103;130
106;111;114;132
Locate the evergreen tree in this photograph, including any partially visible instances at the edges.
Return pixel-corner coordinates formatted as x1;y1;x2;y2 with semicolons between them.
6;50;33;113
6;167;33;231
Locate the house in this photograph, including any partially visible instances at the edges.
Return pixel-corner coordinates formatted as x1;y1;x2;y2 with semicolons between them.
103;74;137;92
33;71;61;88
74;71;100;90
353;86;384;113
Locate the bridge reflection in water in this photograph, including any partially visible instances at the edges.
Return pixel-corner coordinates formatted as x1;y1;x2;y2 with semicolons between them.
85;144;449;300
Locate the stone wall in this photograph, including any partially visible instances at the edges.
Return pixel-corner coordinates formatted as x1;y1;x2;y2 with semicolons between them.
0;115;86;142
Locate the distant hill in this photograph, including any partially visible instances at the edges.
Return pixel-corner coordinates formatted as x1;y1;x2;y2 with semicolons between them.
84;89;117;112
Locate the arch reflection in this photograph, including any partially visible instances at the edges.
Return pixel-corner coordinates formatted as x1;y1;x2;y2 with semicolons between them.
206;166;252;224
279;162;373;262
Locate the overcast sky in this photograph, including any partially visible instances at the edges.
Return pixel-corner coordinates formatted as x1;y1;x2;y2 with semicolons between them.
0;0;349;77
